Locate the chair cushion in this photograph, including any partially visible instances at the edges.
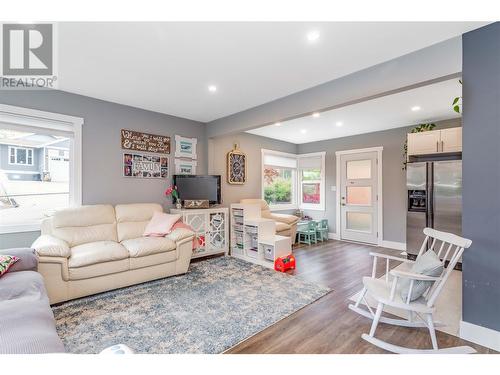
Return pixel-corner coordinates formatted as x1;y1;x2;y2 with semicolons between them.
69;241;129;268
275;222;291;232
143;212;181;237
121;237;176;258
400;250;443;302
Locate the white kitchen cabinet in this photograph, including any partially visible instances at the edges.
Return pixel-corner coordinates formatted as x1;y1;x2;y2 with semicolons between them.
407;130;441;155
440;127;462;153
407;127;462;157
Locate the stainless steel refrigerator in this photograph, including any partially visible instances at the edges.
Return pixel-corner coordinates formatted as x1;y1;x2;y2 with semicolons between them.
406;160;462;258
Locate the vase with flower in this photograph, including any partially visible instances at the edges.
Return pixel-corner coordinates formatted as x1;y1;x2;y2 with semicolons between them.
165;185;182;209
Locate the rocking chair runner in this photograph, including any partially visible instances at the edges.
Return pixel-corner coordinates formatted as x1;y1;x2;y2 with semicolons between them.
348;227;475;354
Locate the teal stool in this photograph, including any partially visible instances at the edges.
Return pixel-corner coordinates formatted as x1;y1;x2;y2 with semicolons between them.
316;219;329;242
297;221;318;245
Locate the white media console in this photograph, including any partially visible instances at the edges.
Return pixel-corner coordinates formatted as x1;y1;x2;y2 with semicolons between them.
171;207;229;258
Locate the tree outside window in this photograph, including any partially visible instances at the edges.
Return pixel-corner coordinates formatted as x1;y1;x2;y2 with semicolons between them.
263;167;293;205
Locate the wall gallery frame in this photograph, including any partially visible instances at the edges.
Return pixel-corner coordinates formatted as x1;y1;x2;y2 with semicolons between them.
123;153;168;179
174;159;197;175
174;135;197;159
121;129;170;154
227;144;246;185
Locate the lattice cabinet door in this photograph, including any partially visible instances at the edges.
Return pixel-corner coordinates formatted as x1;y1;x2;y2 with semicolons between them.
207;211;227;254
182;211;208;256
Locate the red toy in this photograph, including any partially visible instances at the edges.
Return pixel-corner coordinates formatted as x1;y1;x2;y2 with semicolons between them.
274;254;296;272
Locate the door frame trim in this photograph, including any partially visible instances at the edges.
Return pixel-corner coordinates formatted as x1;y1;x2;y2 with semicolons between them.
335;146;383;246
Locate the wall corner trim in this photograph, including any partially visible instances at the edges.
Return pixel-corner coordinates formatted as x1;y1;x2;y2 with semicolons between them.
459;320;500;351
328;232;339;240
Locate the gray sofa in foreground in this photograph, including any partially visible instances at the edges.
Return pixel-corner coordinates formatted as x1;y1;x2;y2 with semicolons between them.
0;248;65;354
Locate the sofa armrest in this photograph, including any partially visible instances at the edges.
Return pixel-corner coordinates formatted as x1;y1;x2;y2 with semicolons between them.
262;212;300;226
32;235;70;258
0;247;38;272
166;228;195;243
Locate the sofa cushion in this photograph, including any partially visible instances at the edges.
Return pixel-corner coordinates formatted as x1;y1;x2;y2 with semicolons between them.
0;270;65;354
121;237;176;258
69;241;129;268
0;270;45;302
51;205;117;247
0;289;65;353
115;203;163;242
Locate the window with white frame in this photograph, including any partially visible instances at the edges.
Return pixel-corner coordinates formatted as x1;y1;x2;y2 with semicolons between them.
8;146;34;165
261;149;325;211
0;104;82;233
262;150;297;210
298;152;326;210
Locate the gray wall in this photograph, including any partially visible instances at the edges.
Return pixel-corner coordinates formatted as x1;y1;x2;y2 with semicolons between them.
298;118;461;243
206;37;462;138
462;22;500;331
208;132;297;207
0;90;206;249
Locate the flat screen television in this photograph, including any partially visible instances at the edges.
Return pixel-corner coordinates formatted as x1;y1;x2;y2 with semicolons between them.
173;175;221;205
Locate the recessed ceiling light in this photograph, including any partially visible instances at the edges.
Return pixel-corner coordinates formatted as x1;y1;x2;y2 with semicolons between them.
307;30;320;43
411;106;421;111
312;112;320;118
274;122;281;127
336;121;343;127
208;85;217;93
301;129;307;134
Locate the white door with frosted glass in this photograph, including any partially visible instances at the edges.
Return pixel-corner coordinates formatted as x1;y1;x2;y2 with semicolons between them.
339;151;378;244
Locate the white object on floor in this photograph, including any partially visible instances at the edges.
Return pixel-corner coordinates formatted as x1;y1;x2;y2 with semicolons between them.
348;227;475;353
100;344;135;354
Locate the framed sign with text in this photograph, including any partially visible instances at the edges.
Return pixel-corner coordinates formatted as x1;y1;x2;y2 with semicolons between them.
121;129;170;154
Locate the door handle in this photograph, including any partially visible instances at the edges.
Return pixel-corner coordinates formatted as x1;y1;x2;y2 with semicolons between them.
436;141;439;152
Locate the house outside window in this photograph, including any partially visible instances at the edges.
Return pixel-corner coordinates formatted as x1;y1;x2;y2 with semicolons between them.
261;149;325;211
0;104;83;234
8;146;34;166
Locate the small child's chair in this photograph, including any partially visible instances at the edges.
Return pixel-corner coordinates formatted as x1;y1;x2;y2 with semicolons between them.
316;219;329;242
297;221;318;245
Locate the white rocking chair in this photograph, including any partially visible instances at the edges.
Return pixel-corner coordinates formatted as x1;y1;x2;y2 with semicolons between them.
348;227;475;354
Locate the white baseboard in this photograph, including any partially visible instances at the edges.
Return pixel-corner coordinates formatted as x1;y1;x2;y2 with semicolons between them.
460;320;500;351
328;232;339;240
380;240;407;251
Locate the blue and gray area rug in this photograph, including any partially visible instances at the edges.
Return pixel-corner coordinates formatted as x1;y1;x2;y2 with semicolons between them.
53;257;331;354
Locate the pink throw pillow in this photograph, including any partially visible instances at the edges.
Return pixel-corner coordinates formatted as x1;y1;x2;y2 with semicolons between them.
143;212;182;237
0;255;19;278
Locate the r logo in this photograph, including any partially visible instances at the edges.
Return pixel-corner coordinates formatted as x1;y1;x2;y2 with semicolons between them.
2;24;53;76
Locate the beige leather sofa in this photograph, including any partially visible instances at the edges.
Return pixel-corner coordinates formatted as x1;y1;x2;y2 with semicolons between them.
31;203;194;304
239;199;299;243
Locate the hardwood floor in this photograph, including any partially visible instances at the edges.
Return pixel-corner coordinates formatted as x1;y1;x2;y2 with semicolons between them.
226;240;493;354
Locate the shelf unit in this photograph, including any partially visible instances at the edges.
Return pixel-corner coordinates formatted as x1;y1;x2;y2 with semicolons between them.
171;207;229;258
230;203;292;269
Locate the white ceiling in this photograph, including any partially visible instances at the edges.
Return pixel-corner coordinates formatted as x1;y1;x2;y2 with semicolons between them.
57;22;486;122
246;78;462;144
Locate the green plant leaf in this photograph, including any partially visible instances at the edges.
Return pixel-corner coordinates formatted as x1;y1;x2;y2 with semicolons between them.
452;97;460;105
453;105;461;113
